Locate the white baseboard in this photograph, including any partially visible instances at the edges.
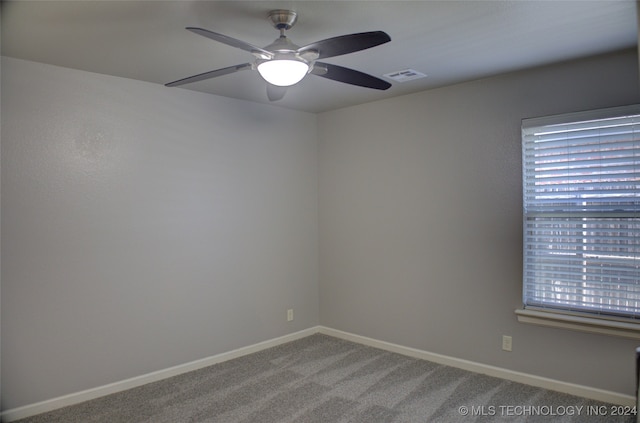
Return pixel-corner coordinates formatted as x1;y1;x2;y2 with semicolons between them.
318;326;636;407
3;325;634;421
0;327;320;422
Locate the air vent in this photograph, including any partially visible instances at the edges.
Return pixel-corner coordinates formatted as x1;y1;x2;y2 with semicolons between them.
383;69;427;83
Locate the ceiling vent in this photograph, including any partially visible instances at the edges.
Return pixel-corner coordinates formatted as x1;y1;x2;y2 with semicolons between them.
383;69;427;82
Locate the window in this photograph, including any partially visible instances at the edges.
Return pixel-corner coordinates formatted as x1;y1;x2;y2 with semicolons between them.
521;105;640;326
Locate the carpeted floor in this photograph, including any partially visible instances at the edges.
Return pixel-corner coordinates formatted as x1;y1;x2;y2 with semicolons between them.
14;333;635;422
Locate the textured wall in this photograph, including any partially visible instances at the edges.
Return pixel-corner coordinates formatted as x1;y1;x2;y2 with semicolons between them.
1;57;319;410
318;49;640;396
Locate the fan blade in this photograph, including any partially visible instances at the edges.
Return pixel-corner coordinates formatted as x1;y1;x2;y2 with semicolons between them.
165;63;252;87
187;27;274;59
267;84;287;101
312;62;391;90
298;31;390;60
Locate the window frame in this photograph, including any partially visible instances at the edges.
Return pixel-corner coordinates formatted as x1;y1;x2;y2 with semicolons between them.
517;104;640;338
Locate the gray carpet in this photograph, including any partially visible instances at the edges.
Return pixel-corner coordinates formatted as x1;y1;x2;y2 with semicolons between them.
14;334;635;422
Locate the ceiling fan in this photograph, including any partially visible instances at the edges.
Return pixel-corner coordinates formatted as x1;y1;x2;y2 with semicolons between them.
165;9;392;101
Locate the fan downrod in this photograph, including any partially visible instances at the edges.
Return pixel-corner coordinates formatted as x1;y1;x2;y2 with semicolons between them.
267;10;298;31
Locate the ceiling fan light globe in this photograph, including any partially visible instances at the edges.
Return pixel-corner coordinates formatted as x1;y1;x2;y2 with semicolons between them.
257;59;309;86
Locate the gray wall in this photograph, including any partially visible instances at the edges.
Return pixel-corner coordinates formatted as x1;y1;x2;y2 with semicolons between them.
3;48;640;411
318;49;640;396
1;57;319;410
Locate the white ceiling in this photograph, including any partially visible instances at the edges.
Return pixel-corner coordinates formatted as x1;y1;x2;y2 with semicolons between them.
2;1;638;113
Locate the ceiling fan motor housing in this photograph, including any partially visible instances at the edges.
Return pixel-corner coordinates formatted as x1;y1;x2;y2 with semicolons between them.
262;11;314;80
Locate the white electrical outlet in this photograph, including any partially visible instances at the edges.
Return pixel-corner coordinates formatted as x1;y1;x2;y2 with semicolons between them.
287;309;294;322
502;335;512;352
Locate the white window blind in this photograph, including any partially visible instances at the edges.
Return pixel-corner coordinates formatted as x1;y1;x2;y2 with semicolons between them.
522;105;640;320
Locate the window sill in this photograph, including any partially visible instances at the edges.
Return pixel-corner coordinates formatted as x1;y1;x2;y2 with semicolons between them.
515;308;640;340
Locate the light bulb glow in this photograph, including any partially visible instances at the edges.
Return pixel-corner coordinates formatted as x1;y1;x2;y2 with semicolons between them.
257;59;309;87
